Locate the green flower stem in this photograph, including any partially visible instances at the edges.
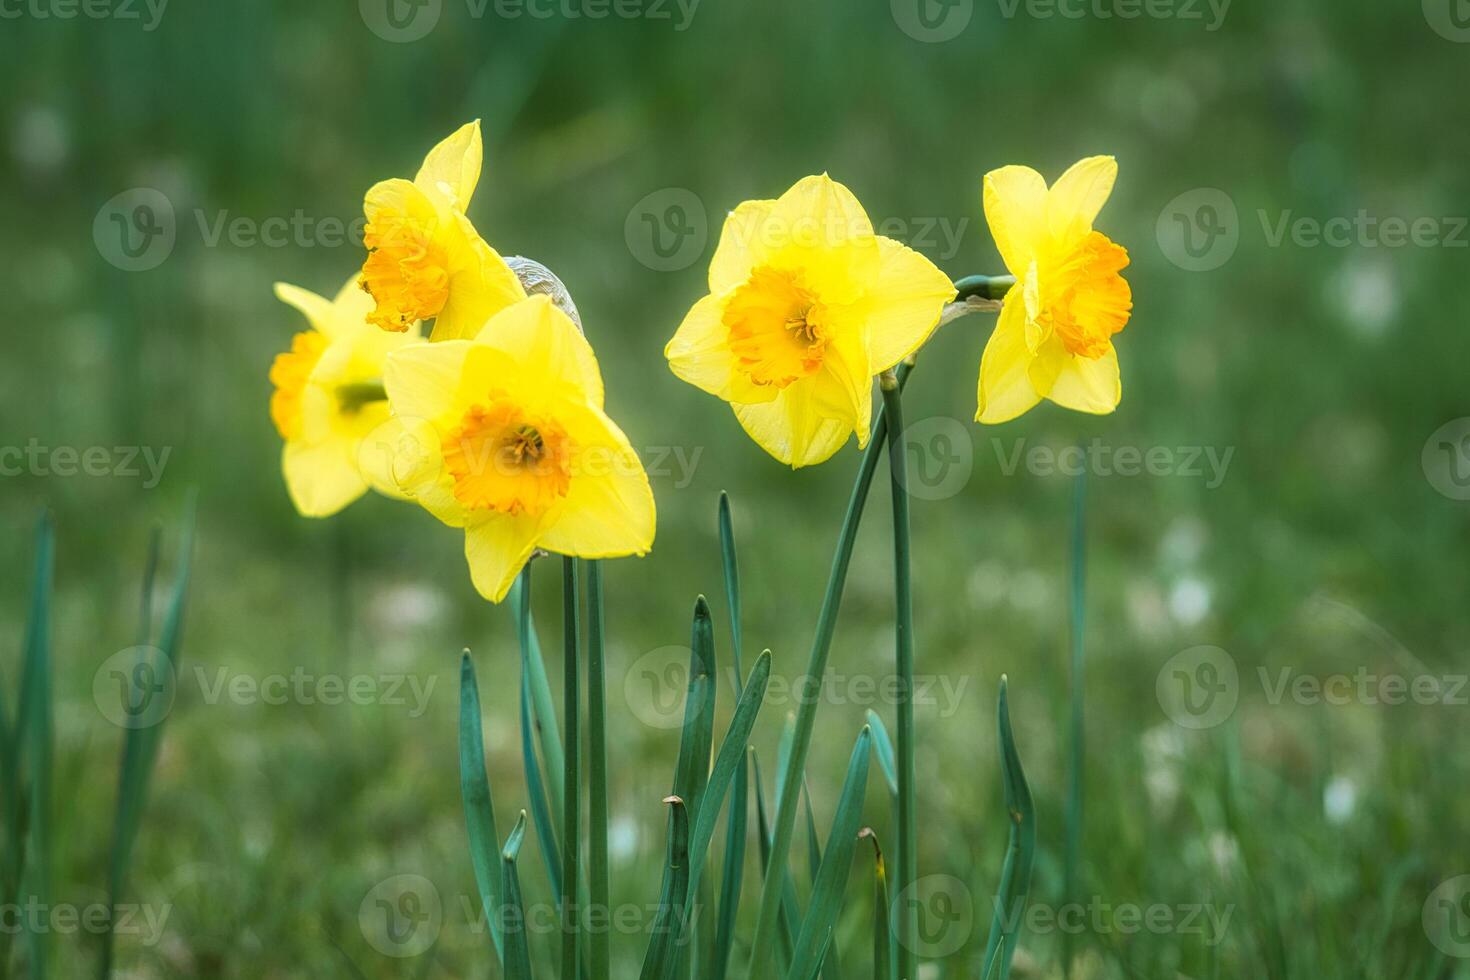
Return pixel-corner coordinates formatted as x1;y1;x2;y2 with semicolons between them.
586;560;611;980
879;372;917;980
952;274;1015;302
561;556;582;979
747;362;913;979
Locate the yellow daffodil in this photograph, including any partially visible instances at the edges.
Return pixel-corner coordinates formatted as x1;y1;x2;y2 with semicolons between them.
270;277;421;517
383;294;656;602
664;174;955;467
976;155;1133;424
359;120;526;342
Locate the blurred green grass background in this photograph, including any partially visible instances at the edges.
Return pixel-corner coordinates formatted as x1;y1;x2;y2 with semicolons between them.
2;0;1469;976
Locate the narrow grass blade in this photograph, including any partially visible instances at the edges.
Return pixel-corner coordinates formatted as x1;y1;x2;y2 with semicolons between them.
105;502;195;979
458;651;505;961
863;710;898;800
879;380;917;980
751;749;797;974
676;653;771;939
714;491;749;980
561;557;582;980
858;830;893;980
585;560;611;980
513;568;566;845
673;597;716;815
775;712;796;815
748;363;912;978
515;568;564;904
718;491;745;681
980;678;1036;980
1063;467;1086;979
519;669;563;901
639;796;692;980
502;812;536;980
714;745;748;980
786;726;872;980
99;524;156;980
19;515;54;979
0;515;61;967
802;781;843;980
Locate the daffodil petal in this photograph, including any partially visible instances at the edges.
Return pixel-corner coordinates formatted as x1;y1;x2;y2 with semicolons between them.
664;293;778;405
384;340;475;428
356;413;443;503
1046;155;1117;245
709;199;776;294
864;236;955;373
983;165;1047;276
765;174;879;304
274;282;341;339
540;407;656;558
1047;346;1121;415
282;440;368;518
734;385;853;468
1026;334;1069;398
431;217;527;342
327;275;380;336
814;330;873;448
976;293;1043;425
414;120;483;211
465;295;604;410
463;511;545;603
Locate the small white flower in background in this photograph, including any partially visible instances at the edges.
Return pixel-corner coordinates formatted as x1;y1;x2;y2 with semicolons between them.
371;582;450;632
609;815;639;862
1141;723;1185;816
1160;516;1208;566
1169;575;1212;627
1323;774;1358;825
1328;255;1398;340
1208;831;1240;874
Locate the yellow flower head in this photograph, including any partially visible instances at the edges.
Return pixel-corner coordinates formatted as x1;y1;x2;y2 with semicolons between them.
977;155;1133;424
359;120;526;341
270;278;421;517
383;295;656;602
664;174;955;467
